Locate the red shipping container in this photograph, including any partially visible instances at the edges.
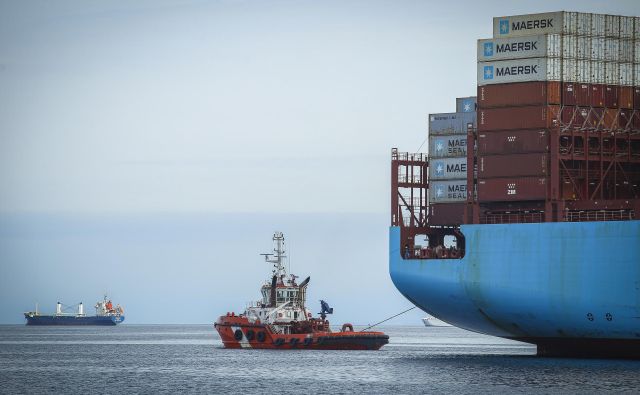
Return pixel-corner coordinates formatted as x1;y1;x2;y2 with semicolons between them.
477;81;561;108
429;203;466;226
478;177;548;202
478;153;548;178
477;129;549;155
562;83;576;106
603;108;619;130
561;106;597;128
619;86;633;109
575;83;590;106
604;85;619;108
478;105;561;131
591;84;605;107
619;109;632;129
634;87;640;110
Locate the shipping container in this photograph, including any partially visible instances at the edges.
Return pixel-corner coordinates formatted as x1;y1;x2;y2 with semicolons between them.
477;34;561;61
428;203;466;226
478;105;560;131
428;157;468;180
561;106;598;128
590;37;605;60
563;82;590;106
429;112;477;136
591;14;605;37
479;153;548;178
590;60;605;84
605;85;619;108
477;81;561;108
618;39;633;62
477;129;549;155
619;62;633;86
576;12;592;36
576;60;591;83
591;84;605;107
605;15;620;38
619;87;633;109
635;87;640;110
562;58;577;82
619;16;634;38
562;35;577;58
576;36;591;59
604;61;619;84
455;97;477;113
635;64;640;86
634;40;640;63
478;177;547;202
477;58;561;86
603;108;619;129
428;135;467;158
428;181;468;204
604;38;619;62
492;12;566;38
635;16;640;40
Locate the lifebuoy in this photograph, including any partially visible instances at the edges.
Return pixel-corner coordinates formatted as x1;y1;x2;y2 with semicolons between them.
303;337;313;346
233;329;243;341
341;323;354;332
289;338;299;347
246;329;255;341
274;338;284;346
256;331;266;342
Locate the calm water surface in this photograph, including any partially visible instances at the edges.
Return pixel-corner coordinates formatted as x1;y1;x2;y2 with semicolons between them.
0;325;639;394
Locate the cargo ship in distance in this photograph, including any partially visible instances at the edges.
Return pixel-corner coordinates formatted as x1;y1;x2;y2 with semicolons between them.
24;296;125;325
215;232;389;350
390;11;640;358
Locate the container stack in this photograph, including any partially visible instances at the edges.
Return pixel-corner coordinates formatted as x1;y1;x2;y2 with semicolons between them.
427;97;476;225
474;12;640;221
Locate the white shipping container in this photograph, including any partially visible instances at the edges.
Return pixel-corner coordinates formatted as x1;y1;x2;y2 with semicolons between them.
619;63;633;86
477;34;560;61
429;180;467;204
562;35;577;58
562;58;577;82
591;37;605;60
493;11;565;38
635;64;640;86
619;39;634;62
576;36;591;59
591;61;605;84
604;62;620;84
605;15;620;38
634;40;640;63
576;60;591;83
591;14;605;37
576;12;591;36
428;157;468;181
619;16;634;38
429;135;467;159
477;58;561;86
635;17;640;40
604;38;620;62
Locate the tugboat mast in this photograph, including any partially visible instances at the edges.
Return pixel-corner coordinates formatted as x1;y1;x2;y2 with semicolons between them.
262;231;287;279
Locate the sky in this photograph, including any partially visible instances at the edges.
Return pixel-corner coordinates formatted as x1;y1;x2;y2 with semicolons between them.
1;0;638;324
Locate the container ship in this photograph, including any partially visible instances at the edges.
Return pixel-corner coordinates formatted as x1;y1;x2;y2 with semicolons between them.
215;232;389;350
24;296;125;325
390;11;640;358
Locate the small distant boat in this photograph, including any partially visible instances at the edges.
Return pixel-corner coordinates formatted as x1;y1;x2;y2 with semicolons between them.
214;232;389;350
422;315;450;327
24;296;125;326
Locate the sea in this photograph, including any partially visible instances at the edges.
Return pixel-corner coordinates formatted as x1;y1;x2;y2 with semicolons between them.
1;325;639;394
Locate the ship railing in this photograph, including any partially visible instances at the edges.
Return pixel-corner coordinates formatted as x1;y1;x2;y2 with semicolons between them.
392;150;427;162
564;210;634;222
480;212;544;224
398;175;424;184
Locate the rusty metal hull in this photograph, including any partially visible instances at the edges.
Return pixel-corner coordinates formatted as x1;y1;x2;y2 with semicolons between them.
389;221;640;358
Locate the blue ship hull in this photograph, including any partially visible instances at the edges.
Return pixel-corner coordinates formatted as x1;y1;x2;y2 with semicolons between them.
24;315;125;326
389;220;640;358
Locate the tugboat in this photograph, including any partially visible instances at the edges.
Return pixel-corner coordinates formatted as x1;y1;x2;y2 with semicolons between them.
214;232;389;350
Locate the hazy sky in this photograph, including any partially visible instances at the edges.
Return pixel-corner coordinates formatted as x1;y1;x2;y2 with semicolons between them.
1;1;638;324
